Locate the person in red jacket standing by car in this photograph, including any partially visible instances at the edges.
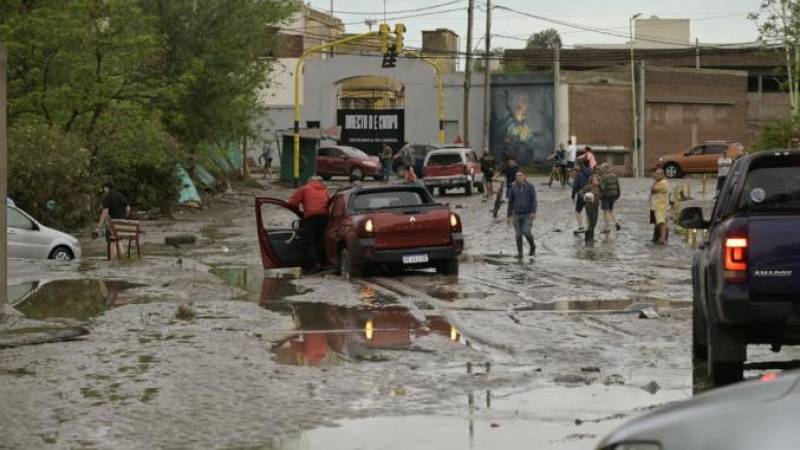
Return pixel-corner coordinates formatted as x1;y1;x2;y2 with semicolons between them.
288;176;330;272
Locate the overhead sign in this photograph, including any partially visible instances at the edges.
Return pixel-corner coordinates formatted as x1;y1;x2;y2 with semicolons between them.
337;109;405;154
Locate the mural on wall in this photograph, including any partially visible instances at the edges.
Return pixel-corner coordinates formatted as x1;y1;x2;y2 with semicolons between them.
490;75;554;167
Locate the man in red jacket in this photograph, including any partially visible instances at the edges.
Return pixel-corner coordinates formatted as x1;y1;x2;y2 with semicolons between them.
288;177;330;272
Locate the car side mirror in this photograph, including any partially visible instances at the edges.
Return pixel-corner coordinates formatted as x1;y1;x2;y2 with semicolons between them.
291;219;301;232
679;207;708;229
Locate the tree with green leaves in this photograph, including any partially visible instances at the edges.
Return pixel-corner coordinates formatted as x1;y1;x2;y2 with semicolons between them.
526;28;562;50
750;0;800;119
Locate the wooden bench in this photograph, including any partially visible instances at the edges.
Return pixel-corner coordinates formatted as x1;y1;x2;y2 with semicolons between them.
108;219;143;260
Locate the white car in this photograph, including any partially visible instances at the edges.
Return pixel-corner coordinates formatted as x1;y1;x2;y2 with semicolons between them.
6;204;81;261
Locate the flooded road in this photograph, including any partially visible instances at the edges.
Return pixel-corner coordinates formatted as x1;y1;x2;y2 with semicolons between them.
4;176;789;449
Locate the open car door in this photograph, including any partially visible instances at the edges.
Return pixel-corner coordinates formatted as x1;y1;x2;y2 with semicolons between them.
255;197;309;269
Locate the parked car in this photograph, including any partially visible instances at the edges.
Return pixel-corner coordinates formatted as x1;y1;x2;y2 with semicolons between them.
679;150;800;385
392;143;463;177
597;370;800;450
657;141;745;178
6;204;81;261
255;184;464;277
422;148;484;196
316;145;382;181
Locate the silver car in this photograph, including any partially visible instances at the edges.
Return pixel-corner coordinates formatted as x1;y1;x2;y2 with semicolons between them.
6;204;81;261
597;371;800;450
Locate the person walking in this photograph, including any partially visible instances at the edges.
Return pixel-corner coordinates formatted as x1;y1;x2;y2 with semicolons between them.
502;158;520;199
548;143;568;187
716;150;733;197
258;143;274;179
393;142;414;176
571;159;593;234
380;143;393;183
565;139;577;170
577;145;597;170
650;169;670;245
479;150;496;197
287;176;330;272
599;163;621;233
94;180;130;260
507;172;537;258
580;175;602;244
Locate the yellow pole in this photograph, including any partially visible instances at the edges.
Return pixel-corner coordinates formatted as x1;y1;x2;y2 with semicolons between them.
403;50;445;144
293;31;380;186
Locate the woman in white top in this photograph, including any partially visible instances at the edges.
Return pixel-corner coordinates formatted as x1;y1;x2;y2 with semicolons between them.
716;151;734;196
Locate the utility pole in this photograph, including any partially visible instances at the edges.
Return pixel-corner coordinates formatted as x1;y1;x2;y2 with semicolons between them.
629;13;641;177
639;61;646;177
0;44;7;319
554;41;561;148
463;0;475;147
481;0;491;154
695;37;700;69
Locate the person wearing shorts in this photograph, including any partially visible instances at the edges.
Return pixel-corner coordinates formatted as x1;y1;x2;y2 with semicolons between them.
599;163;621;233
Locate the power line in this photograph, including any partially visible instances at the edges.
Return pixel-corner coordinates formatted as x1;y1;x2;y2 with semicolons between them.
342;7;467;26
310;0;466;16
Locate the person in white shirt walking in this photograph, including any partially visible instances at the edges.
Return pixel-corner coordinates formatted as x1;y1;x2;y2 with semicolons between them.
566;139;577;171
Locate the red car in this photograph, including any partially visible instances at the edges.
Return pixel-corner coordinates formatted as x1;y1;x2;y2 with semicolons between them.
316;145;383;181
422;148;484;196
255;184;464;277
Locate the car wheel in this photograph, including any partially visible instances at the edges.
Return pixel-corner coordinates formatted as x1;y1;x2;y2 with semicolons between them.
437;187;445;196
436;258;459;276
321;174;332;181
338;247;362;280
663;163;682;179
351;167;364;181
693;296;708;361
49;246;74;261
395;163;406;178
709;360;744;386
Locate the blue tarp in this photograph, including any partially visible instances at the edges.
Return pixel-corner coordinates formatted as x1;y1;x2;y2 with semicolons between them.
176;165;202;205
194;163;218;189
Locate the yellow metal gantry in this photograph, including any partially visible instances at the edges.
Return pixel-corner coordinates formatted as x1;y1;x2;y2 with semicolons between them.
291;24;444;185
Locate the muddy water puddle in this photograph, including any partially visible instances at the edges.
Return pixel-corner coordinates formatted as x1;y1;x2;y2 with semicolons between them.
273;383;690;450
268;302;468;366
9;279;143;321
514;298;691;313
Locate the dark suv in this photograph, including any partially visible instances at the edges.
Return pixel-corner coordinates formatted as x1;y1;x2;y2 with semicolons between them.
680;150;800;385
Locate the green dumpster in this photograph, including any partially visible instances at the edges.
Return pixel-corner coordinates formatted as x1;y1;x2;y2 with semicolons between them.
280;133;319;184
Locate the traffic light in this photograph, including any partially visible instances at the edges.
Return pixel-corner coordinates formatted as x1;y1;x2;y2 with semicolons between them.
382;44;397;68
394;23;406;53
379;23;390;54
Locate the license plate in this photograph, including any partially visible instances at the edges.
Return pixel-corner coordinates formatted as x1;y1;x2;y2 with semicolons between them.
402;254;429;264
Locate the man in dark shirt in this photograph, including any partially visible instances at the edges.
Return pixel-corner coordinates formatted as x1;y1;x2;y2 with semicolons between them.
95;181;130;259
507;172;537;258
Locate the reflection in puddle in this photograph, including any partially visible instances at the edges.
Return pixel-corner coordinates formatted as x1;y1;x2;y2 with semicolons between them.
267;302;466;367
10;279;143;321
514;298;689;312
274;383;689;450
211;266;306;302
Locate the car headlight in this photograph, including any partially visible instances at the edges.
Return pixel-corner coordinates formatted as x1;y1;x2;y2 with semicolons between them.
612;442;662;450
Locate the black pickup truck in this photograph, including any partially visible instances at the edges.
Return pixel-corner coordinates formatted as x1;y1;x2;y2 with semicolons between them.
680;150;800;385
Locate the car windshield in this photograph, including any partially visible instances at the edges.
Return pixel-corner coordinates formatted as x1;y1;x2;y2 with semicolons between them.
427;153;463;166
341;147;369;159
352;190;429;210
737;154;800;213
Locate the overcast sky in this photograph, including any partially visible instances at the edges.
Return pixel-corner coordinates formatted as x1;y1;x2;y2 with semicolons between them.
307;0;762;52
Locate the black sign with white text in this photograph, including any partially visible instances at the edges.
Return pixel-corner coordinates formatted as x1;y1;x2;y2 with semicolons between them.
336;109;405;154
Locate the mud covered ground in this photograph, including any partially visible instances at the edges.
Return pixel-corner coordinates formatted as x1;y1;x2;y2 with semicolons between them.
2;176;796;450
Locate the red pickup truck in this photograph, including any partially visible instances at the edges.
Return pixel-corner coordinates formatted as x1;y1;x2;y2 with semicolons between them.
422;148;484;196
256;184;464;277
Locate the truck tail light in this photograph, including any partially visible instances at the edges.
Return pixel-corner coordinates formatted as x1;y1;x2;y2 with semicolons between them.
724;237;748;282
364;218;375;235
449;213;461;232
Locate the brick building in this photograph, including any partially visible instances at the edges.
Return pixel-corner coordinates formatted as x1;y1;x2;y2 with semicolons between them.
505;46;789;173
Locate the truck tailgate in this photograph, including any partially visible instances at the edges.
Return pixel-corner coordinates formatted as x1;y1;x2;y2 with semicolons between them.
749;216;800;295
424;164;464;178
371;207;452;250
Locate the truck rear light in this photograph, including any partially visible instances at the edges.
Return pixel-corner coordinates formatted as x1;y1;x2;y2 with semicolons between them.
364;218;375;234
724;236;748;282
449;213;462;231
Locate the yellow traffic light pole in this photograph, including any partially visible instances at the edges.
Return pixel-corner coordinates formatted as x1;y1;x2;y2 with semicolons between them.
292;24;445;186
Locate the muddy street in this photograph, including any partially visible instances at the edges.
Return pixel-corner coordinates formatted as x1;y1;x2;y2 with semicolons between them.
2;176;787;450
